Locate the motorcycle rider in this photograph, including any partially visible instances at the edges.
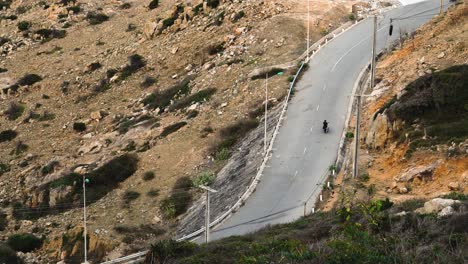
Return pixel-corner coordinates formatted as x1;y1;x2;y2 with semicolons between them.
323;120;329;133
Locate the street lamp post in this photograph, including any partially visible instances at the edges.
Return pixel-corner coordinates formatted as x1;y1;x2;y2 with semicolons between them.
82;176;89;264
307;0;310;62
197;185;218;243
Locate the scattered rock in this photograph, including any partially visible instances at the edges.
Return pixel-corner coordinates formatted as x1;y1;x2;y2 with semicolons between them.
437;52;445;59
448;181;461;191
438;206;455;217
398;187;409;194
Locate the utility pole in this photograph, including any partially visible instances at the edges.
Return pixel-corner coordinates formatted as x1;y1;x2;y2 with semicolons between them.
198;185;218;243
307;0;310;61
353;15;377;179
82;176;89;264
439;0;443;15
264;73;268;154
371;15;377;89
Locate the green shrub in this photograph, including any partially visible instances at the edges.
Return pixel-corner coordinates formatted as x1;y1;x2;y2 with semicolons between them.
17;21;30;31
206;42;225;55
214;119;259;153
159;177;192;219
35;29;66;40
147;189;160;197
72;122;86;132
17;74;42;86
4;103;25;120
345;132;354;139
320;28;329;36
215;148;230;161
160;122;187;138
118;54;146;80
398;199;425;211
7;233;42;252
141;76;157;88
0;243;21;264
0;0;12;10
233;10;245;21
348;13;356;21
66;6;81;13
442;192;467;201
86;12;109;25
192;172;216;187
143;76;194;110
162;17;176;29
168;88;216;111
0;211;7;231
120;3;131;9
0;162;11;176
186;110;199;119
358;173;369;182
206;0;220;8
93;79;111;93
123;190;140;204
143;171;155;181
41;161;59;175
148;0;159;9
147;240;197;262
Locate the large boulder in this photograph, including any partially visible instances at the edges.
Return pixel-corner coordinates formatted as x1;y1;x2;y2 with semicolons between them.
414;198;460;214
365;111;393;149
394;160;440;182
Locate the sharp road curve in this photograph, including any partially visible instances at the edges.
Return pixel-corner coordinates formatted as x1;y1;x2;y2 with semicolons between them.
207;0;450;240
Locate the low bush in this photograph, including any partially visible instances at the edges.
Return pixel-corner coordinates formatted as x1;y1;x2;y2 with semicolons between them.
93;79;111;93
148;0;159;9
147;240;197;263
348;13;356;21
186;110;199;119
192;172;216;187
115;224;165;244
73;122;86;132
147;189;160;197
232;10;245;21
0;0;12;10
0;162;10;176
143;171;155;181
0;129;18;143
141;76;157;88
0;67;7;73
143;76;194;110
120;3;131;9
0;243;21;264
345;132;354;139
123;190;140;204
442;192;467;201
118;54;146;80
0;37;10;46
86;12;109;25
41;161;59;175
160;122;187;138
66;5;81;13
11;141;28;155
0;211;7;231
206;0;220;8
17;21;30;31
168;88;216;111
17;74;42;86
205;42;225;55
213;119;259;153
215;148;230;161
7;233;42;252
4;103;25;120
159;177;192;219
35;28;66;40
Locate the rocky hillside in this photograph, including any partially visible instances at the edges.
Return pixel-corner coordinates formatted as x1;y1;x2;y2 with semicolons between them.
361;2;467;202
0;0;360;262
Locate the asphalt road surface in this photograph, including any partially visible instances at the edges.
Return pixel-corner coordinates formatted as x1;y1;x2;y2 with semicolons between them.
206;0;451;241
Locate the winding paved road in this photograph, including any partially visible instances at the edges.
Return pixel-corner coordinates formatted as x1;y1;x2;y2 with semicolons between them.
207;0;451;240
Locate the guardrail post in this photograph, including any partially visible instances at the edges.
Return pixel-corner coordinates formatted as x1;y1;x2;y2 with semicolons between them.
303;202;307;216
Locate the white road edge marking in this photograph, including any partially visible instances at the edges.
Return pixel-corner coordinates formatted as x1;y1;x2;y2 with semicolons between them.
303;147;307;154
316;105;320;111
